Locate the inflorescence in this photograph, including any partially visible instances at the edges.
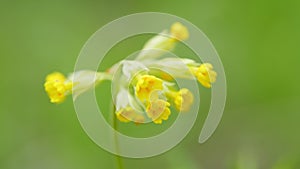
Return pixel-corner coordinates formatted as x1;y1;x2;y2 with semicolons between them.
44;22;217;125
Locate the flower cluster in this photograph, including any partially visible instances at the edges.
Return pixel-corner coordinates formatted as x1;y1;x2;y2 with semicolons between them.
44;72;72;103
44;22;217;125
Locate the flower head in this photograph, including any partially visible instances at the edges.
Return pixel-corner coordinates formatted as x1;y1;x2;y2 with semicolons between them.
191;63;217;88
173;88;194;112
116;107;145;124
170;22;189;41
44;70;112;103
44;72;72;103
146;99;171;124
135;75;163;102
44;22;217;127
136;22;189;60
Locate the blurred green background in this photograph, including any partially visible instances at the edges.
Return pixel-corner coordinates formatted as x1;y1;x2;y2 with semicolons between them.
1;0;300;168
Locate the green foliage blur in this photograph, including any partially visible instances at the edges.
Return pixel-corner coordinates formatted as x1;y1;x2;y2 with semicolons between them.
1;0;299;168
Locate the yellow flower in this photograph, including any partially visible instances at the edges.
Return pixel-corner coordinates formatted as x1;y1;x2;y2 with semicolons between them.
136;22;189;60
116;107;145;124
146;99;171;124
135;75;163;102
116;107;135;123
191;63;217;88
173;88;194;112
170;22;189;41
44;72;72;103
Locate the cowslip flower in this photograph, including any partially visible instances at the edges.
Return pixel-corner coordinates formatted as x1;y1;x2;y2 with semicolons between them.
116;107;145;124
115;88;145;124
190;63;217;88
168;88;194;112
135;75;163;102
136;22;189;61
146;99;171;124
44;72;72;103
44;70;112;103
170;22;189;41
44;22;217;125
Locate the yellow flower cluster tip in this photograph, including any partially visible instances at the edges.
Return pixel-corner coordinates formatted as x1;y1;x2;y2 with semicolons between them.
146;99;171;124
191;63;217;88
135;75;163;102
173;88;194;112
116;107;145;124
132;74;196;124
170;22;189;41
133;74;172;124
44;72;72;103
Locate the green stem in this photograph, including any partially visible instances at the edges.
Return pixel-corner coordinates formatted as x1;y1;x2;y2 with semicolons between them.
111;105;124;169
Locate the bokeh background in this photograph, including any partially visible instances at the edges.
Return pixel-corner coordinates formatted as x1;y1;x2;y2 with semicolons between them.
1;0;300;168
